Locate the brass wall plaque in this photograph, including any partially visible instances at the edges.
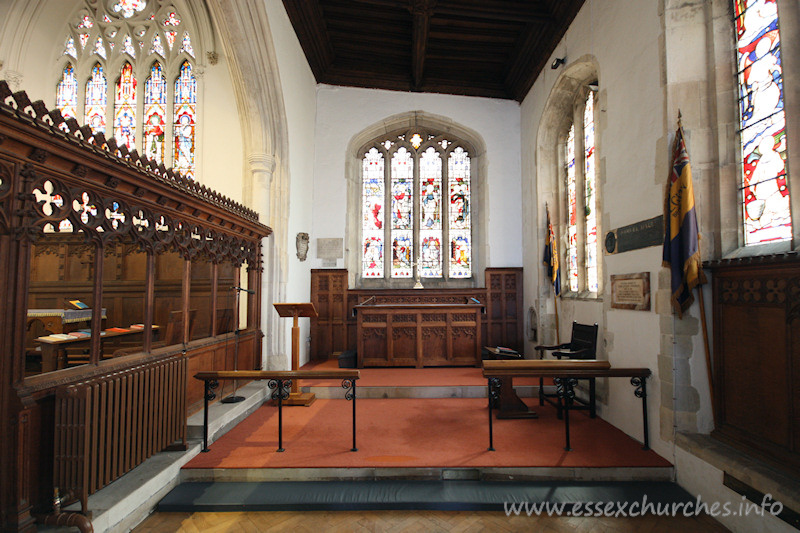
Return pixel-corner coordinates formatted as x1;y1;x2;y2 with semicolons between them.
610;272;651;311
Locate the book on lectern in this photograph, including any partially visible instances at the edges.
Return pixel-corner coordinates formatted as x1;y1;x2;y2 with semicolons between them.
67;299;89;310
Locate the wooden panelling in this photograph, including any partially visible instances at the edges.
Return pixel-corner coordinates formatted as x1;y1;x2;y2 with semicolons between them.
484;268;523;353
310;269;349;360
707;254;800;474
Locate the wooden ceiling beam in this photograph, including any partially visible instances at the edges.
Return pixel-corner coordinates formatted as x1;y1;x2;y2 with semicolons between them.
282;0;335;79
434;0;554;23
408;0;437;89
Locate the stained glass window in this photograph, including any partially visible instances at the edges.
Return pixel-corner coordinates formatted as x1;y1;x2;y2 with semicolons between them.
173;61;196;178
57;2;198;177
114;62;137;150
85;63;107;134
360;130;472;281
391;148;414;278
113;0;147;19
420;147;442;277
583;92;598;292
362;148;385;277
122;35;136;57
143;62;167;163
180;32;194;57
448;147;471;278
565;124;578;293
734;0;791;244
64;37;78;58
56;64;78;129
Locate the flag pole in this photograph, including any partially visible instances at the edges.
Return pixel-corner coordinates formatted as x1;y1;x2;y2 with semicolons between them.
554;290;560;345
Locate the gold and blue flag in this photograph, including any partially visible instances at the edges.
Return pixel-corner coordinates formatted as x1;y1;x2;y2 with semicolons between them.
663;127;706;318
543;204;561;296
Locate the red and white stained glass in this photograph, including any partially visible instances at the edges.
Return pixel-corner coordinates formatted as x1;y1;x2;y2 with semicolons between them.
163;11;181;26
114;62;137;150
448;147;471;278
93;36;107;59
362;147;385;277
734;0;791;244
79;33;90;49
583;92;598;292
77;15;93;29
113;0;147;19
56;64;78;130
391;147;413;278
420;147;442;277
173;61;196;178
85;63;107;134
143;62;167;163
566;124;578;292
165;31;177;49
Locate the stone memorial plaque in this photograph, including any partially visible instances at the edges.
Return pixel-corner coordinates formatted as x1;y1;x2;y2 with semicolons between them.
317;238;343;259
610;272;651;310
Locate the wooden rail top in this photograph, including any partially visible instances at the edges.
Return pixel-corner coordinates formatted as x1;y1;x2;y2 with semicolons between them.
482;360;650;379
194;369;360;381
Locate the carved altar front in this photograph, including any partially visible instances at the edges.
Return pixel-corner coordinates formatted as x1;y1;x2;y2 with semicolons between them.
355;302;482;367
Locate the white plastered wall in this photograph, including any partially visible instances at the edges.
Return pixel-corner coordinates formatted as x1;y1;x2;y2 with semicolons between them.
263;0;317;368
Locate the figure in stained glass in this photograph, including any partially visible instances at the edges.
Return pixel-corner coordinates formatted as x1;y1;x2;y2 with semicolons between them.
143;62;167;162
173;60;196;178
85;63;107;134
114;62;137;150
391;232;412;277
450;234;471;277
420;236;442;278
56;64;78;129
362;236;383;277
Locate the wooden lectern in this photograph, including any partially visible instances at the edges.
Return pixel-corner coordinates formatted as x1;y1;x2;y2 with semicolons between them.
274;302;318;406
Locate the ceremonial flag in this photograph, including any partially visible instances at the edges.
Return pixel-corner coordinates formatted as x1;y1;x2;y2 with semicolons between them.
543;204;561;296
663;126;706;318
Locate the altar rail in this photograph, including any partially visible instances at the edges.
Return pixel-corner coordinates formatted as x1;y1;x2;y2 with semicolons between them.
194;370;360;452
482;360;651;452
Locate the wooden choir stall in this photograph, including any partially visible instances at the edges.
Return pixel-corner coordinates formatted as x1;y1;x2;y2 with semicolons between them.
0;83;271;530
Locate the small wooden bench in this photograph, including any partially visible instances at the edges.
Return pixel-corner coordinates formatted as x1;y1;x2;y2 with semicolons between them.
194;370;360;452
482;360;651;452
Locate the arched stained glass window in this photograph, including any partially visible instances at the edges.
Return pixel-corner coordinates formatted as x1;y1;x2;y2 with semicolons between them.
143;62;167;163
565;124;578;293
583;92;598;292
420;147;443;277
173;60;196;178
362;147;385;278
734;0;791;244
448;147;471;278
114;62;137;150
85;63;107;134
55;1;200;177
360;129;472;280
56;64;78;129
560;88;600;295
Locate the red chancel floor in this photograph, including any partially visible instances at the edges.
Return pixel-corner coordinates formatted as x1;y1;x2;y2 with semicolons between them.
184;361;671;470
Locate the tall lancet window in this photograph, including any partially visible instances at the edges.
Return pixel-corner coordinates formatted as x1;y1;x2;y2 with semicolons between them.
173;60;196;179
565;125;578;293
143;62;167;163
114;62;137;150
560;86;601;296
56;64;78;130
583;92;598;292
360;129;472;281
55;1;200;177
84;63;107;134
734;0;791;244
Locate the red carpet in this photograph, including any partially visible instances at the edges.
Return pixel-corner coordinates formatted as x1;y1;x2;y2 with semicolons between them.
184;397;671;470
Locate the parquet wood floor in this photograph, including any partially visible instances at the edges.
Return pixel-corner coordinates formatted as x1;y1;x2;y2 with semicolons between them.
133;509;729;532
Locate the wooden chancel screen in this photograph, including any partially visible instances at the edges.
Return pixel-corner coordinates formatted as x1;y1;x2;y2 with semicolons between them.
0;81;271;529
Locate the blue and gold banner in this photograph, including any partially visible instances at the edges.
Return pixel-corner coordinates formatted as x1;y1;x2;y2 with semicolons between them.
663;127;706;318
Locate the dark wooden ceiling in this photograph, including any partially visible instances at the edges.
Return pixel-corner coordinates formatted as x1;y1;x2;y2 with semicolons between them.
281;0;586;102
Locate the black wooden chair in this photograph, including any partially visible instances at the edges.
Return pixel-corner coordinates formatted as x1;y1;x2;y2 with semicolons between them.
534;322;599;418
